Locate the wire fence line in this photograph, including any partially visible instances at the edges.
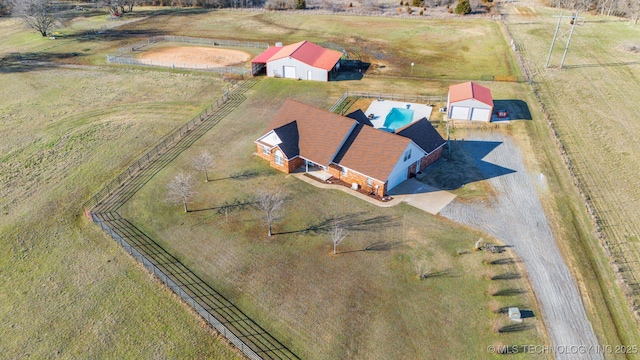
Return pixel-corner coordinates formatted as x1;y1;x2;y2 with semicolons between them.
92;212;297;360
106;35;268;74
82;78;299;359
82;80;237;211
329;91;447;113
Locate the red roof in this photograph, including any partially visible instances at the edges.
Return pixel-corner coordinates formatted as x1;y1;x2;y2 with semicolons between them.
251;46;282;64
257;41;342;70
264;99;355;165
448;81;493;106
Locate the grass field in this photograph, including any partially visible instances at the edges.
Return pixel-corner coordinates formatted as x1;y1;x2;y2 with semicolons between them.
501;1;640;355
4;3;633;358
0;15;243;359
116;9;520;79
119;78;549;359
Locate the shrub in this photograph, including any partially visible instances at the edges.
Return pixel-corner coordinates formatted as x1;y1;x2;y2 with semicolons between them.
455;0;471;14
419;9;423;15
407;6;412;13
412;0;422;6
400;0;404;5
349;2;353;6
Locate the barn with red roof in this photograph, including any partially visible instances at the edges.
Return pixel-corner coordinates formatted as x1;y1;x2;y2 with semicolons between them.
251;41;343;81
447;81;494;122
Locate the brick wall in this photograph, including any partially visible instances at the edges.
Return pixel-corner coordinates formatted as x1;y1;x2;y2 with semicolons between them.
256;144;303;173
329;165;386;197
420;147;443;171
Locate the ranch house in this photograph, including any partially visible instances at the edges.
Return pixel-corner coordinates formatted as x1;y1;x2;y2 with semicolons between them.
255;99;446;197
447;81;494;122
251;41;343;81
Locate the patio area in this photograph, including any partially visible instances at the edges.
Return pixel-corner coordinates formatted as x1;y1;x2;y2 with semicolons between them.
365;100;433;131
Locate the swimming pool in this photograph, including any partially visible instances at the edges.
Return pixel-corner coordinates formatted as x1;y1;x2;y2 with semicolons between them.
383;107;414;131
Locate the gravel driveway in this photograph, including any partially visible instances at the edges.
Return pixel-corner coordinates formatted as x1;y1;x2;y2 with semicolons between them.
439;131;602;359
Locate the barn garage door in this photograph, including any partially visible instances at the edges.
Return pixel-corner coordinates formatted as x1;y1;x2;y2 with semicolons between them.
283;66;297;79
450;106;469;120
471;108;490;121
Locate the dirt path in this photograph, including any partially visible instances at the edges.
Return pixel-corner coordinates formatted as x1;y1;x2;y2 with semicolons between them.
440;131;602;359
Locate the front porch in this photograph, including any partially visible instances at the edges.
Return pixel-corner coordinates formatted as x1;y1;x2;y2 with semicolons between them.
293;160;332;181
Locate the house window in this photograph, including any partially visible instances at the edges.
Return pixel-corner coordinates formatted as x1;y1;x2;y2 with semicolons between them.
274;150;284;166
366;178;373;187
404;149;412;162
341;167;348;177
262;145;270;155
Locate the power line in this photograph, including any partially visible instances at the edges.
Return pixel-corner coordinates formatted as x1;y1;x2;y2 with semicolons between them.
545;12;584;69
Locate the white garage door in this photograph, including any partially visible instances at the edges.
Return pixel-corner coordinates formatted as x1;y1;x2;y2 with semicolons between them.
450;106;469;120
283;66;297;79
471;108;490;121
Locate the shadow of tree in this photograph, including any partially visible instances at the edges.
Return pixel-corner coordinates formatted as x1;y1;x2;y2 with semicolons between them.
492;288;526;297
0;52;87;73
491;272;522;280
490;257;518;265
499;323;534;333
273;212;400;236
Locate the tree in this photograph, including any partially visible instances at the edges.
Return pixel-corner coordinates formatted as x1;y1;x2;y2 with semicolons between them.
166;172;197;213
193;150;214;182
329;221;348;255
455;0;471;14
0;0;13;15
414;259;430;279
255;188;285;237
11;0;60;37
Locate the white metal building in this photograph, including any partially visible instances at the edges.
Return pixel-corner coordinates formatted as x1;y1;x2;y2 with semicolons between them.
447;82;494;122
251;41;342;82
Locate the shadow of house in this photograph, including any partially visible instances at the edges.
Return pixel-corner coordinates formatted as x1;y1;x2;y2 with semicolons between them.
421;140;516;190
330;59;370;81
492;99;532;121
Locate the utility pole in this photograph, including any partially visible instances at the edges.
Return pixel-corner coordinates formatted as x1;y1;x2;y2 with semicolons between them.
545;12;583;69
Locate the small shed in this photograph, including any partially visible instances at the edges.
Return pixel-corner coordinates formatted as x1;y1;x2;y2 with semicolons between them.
447;81;494;122
251;41;342;81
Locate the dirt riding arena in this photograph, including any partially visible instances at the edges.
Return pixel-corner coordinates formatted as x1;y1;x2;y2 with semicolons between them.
137;46;251;68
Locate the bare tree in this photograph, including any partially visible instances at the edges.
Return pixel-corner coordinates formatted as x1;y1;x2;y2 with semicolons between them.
414;259;430;279
166;172;197;213
255;188;285;237
193;150;214;182
11;0;60;37
329;221;348;255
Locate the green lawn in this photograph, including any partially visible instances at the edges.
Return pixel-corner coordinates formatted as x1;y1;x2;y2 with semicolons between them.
1;6;560;358
119;78;548;359
0;17;242;359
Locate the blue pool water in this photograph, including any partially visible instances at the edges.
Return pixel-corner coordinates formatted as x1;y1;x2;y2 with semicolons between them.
383;107;414;131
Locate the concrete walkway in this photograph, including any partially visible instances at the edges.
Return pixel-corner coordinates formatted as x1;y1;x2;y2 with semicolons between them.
289;173;456;215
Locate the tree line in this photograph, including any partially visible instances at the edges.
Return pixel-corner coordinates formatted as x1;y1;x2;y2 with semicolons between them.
544;0;639;22
0;0;640;24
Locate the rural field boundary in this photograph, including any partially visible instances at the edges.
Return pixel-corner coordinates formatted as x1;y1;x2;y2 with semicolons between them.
329;90;447;113
83;79;299;359
497;3;640;326
106;36;269;75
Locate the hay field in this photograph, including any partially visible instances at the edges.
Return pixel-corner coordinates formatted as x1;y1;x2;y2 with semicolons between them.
0;16;242;359
502;1;640;351
119;9;519;79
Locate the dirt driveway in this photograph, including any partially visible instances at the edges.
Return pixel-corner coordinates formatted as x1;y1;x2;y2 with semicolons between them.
438;131;602;359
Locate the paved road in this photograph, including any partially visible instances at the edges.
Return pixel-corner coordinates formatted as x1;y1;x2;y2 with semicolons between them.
440;132;602;360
